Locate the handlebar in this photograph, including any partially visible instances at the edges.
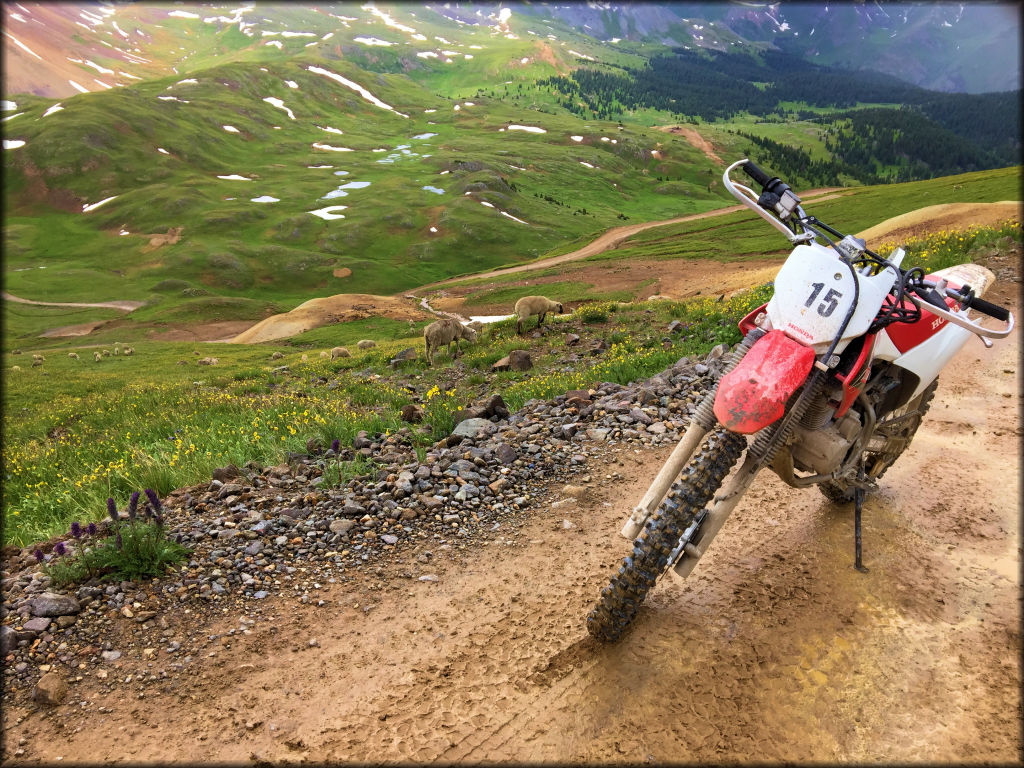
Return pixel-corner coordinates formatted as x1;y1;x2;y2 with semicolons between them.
947;285;1011;322
741;160;773;188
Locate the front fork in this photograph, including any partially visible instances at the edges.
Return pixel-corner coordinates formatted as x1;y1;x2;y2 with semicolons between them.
620;328;766;540
621;328;829;579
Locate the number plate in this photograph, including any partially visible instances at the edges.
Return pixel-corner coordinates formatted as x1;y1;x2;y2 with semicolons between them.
767;243;896;347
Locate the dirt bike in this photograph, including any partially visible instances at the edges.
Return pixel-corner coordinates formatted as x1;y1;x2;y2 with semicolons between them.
586;159;1015;643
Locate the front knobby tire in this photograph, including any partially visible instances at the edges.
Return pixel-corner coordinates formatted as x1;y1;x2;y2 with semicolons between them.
587;428;747;643
819;379;939;504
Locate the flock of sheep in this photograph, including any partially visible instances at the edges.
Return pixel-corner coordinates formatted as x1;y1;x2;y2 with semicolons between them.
10;295;567;372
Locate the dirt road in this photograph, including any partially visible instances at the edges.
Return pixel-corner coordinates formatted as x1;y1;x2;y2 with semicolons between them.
1;292;143;313
4;280;1018;764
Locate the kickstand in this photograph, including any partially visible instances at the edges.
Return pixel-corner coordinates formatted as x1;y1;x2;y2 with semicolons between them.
853;486;869;573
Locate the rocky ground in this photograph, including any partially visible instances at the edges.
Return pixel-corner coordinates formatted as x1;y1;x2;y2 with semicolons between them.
1;340;731;725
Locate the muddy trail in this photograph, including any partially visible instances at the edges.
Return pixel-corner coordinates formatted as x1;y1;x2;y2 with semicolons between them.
4;282;1019;763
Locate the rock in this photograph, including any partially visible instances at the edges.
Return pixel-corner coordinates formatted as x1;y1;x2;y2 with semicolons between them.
452;418;494;439
494;443;518;465
565;333;581;346
217;483;244;500
306;437;323;454
28;592;81;617
1;625;21;655
401;404;423;423
381;534;398;545
667;320;683;334
32;672;68;706
418;574;438;582
389;348;417;368
562;519;574;529
481;393;509;419
329;519;356;535
212;464;240;482
101;650;121;662
491;350;532;372
22;617;52;633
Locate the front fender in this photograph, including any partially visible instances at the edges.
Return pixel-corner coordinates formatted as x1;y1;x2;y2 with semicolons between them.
713;330;815;434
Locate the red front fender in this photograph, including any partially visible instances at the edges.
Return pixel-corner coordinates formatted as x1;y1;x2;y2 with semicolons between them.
713;330;816;434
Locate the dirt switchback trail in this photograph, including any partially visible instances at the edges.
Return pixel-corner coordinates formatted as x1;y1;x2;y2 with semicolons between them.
419;190;845;290
7;290;1018;763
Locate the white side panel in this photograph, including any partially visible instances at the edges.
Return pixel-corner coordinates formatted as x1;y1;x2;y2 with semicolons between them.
892;322;974;399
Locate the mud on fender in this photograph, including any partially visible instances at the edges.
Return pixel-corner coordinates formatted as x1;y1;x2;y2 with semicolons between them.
713;329;815;434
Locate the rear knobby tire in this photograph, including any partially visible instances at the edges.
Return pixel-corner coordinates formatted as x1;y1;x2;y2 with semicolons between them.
586;428;747;643
818;379;938;504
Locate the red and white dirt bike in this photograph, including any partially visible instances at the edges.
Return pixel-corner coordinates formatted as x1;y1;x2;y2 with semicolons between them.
586;159;1015;643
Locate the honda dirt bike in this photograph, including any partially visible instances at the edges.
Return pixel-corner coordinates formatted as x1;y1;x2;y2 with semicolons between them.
586;159;1015;643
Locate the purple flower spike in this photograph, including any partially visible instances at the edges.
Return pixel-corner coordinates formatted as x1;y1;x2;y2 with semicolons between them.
115;533;123;550
145;488;163;513
70;521;82;539
127;491;140;521
175;534;183;544
331;439;340;453
87;522;98;536
33;549;44;563
53;542;67;557
106;497;119;522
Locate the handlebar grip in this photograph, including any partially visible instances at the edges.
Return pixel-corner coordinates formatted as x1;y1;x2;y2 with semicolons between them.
742;160;773;188
965;294;1010;322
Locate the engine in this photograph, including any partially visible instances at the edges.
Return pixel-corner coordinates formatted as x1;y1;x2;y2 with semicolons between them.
789;408;863;475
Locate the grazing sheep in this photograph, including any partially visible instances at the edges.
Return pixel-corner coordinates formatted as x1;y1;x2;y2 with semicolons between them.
32;354;44;362
94;352;102;362
32;358;43;367
331;346;350;360
11;365;21;372
301;354;308;362
271;351;284;360
319;350;330;359
122;347;134;356
424;318;477;366
466;320;484;333
197;356;219;366
101;349;111;357
357;339;376;350
68;352;79;360
514;296;564;334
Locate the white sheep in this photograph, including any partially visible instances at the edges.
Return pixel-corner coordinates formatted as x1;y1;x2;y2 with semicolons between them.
197;356;219;366
357;339;376;350
31;358;43;367
331;346;351;360
271;351;284;360
319;350;330;359
466;320;484;333
122;347;134;356
101;349;111;357
68;352;79;360
94;352;102;362
514;295;564;335
32;354;44;362
424;318;477;366
11;365;21;372
301;354;308;362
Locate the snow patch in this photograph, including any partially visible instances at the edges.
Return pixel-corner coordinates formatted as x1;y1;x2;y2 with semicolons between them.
223;125;240;133
69;80;90;94
5;32;43;60
217;174;251;180
263;96;295;119
579;161;594;168
82;196;117;212
43;103;64;117
168;10;199;19
507;125;546;133
1;100;18;111
265;40;282;48
312;142;354;152
3;139;26;150
422;185;444;195
318;125;344;135
354;36;393;46
309;205;347;220
570;135;583;142
251;196;279;203
157;147;170;154
307;65;408;118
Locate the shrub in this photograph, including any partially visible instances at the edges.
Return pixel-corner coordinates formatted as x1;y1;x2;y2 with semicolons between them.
42;492;191;587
